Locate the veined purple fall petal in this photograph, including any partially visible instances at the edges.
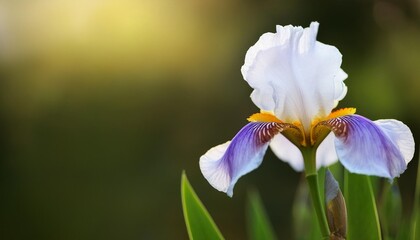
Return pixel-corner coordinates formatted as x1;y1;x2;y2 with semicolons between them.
200;122;283;196
326;115;414;178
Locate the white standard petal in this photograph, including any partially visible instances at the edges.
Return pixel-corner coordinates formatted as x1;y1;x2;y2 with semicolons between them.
333;69;348;108
269;134;304;171
241;22;347;131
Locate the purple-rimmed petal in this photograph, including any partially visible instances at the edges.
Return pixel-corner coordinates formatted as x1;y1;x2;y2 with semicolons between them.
199;122;283;196
325;114;414;179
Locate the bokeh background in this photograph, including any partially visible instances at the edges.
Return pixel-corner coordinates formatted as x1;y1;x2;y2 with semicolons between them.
0;0;419;239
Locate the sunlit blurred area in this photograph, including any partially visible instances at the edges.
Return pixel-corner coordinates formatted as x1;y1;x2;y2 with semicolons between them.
0;0;246;115
0;0;420;239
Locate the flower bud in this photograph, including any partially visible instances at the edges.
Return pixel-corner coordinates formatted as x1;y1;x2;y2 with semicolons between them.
325;170;347;239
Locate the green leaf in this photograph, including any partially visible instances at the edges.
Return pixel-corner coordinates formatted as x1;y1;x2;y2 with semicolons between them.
395;218;411;240
411;151;420;240
379;181;402;239
181;171;224;240
344;170;382;240
413;212;420;240
246;190;277;240
292;175;321;240
317;167;326;204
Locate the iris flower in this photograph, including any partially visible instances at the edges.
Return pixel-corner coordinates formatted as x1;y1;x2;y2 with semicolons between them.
199;22;415;197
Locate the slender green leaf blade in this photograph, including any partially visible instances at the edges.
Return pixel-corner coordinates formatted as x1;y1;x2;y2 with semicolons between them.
344;170;382;240
395;218;411;240
292;175;322;240
411;151;420;240
413;213;420;240
317;167;326;204
181;172;224;240
379;181;402;239
246;190;277;240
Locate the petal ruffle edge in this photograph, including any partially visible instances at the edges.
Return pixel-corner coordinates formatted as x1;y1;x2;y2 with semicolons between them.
316;132;339;168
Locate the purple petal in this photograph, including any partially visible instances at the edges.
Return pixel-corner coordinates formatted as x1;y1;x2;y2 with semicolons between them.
326;114;412;178
199;122;282;196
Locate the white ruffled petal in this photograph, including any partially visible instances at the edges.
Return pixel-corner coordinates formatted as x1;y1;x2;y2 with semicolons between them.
316;132;339;168
269;134;304;171
269;132;338;171
241;22;347;130
333;69;348;108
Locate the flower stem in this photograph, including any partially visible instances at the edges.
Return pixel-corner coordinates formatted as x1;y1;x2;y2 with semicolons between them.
302;148;330;239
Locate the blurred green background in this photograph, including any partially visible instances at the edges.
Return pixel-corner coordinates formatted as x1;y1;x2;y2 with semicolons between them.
0;0;419;239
